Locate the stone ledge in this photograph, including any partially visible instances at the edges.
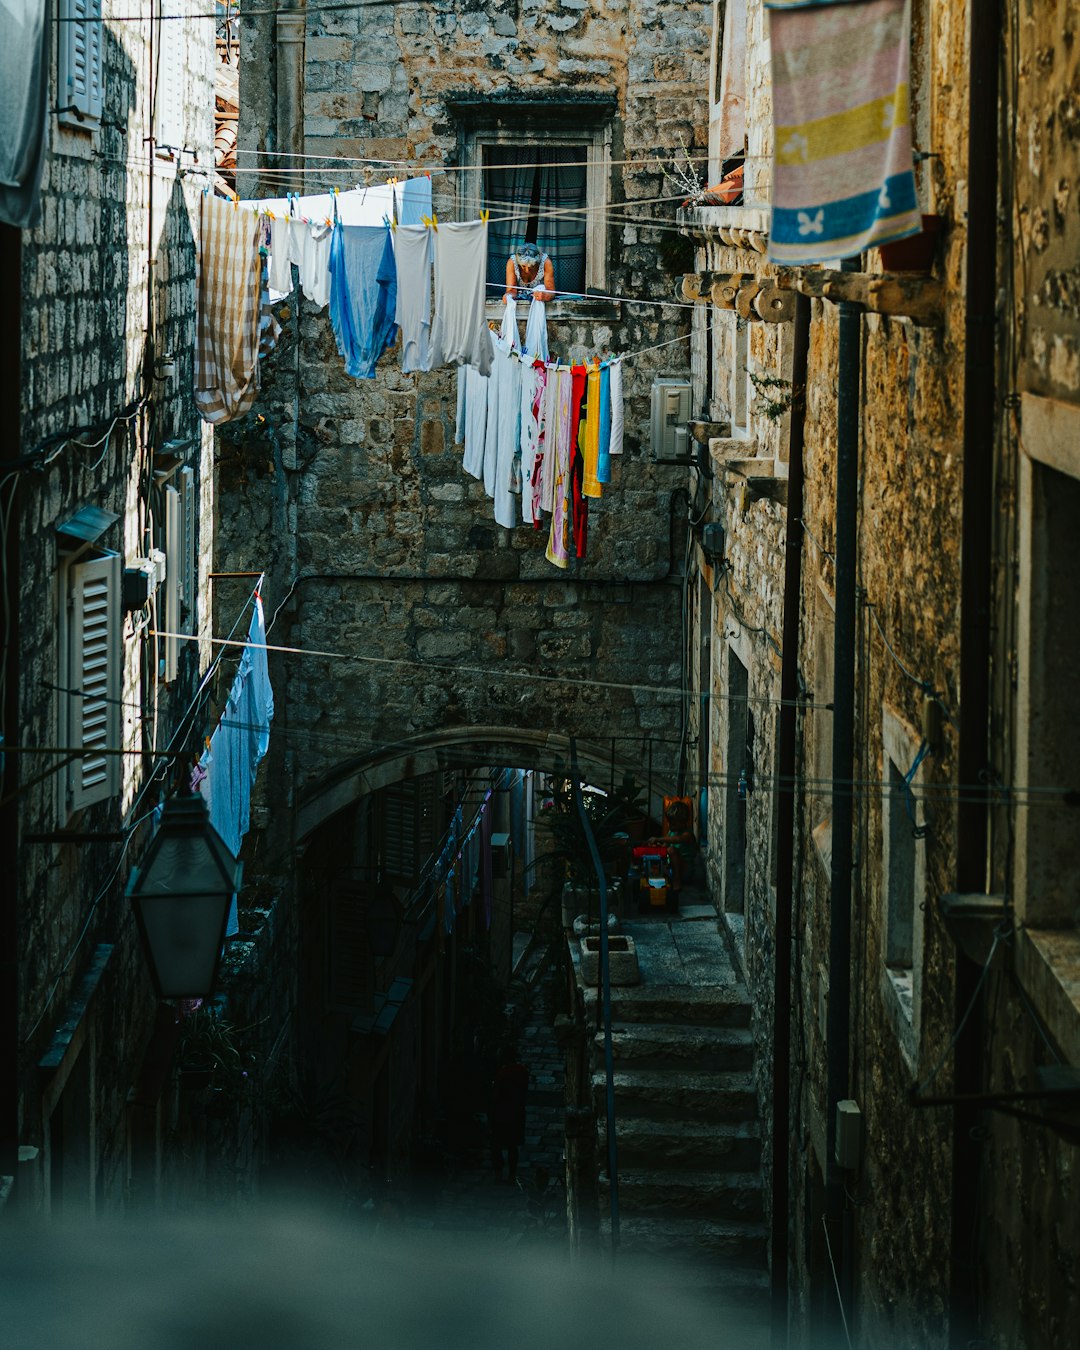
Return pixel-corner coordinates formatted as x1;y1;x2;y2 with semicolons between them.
484;299;621;325
1015;926;1080;1066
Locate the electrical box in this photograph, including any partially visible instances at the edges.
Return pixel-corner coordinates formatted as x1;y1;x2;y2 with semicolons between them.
701;521;726;560
123;558;157;612
650;378;692;459
490;832;511;880
149;548;167;589
835;1098;863;1171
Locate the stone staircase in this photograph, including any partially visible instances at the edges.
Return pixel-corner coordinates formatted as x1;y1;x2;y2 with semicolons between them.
583;979;771;1336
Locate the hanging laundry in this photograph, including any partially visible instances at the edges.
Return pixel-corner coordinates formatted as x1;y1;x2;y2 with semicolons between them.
458;361;489;482
568;365;589;558
766;0;920;265
393;224;435;374
597;361;614;485
398;176;433;226
0;0;49;228
545;367;574;569
582;364;603;499
538;366;561;516
329;224;398;379
267;214;301;297
299;220;333;309
493;336;522;529
608;358;625;456
523;298;549;362
430;220;492;377
197;595;274;936
195;194;264;424
519;361;545;526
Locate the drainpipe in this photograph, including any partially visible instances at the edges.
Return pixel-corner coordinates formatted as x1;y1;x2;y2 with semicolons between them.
824;263;861;1330
950;2;999;1344
771;292;811;1347
276;4;307;177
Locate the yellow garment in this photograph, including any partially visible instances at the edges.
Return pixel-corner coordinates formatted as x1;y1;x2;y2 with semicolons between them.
582;365;603;499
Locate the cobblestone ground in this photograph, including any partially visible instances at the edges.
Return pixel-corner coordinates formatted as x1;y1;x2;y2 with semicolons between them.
405;961;568;1246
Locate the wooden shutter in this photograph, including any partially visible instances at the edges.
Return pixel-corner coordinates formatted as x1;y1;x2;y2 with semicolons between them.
329;878;374;1013
156;13;185;153
59;0;104;127
381;774;439;884
162;484;181;682
68;553;120;811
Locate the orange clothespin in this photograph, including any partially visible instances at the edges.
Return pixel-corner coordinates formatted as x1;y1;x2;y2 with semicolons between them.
204;735;212;751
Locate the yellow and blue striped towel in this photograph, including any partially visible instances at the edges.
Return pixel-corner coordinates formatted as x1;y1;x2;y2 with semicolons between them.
766;0;921;265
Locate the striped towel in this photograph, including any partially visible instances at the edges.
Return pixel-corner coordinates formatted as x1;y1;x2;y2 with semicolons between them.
766;0;921;265
194;195;264;424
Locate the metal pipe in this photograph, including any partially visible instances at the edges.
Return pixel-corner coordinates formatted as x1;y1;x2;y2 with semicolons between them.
825;261;862;1330
951;1;1000;1343
570;736;619;1254
771;292;811;1348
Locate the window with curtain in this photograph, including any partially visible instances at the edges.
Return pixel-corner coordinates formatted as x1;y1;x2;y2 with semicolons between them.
482;145;588;298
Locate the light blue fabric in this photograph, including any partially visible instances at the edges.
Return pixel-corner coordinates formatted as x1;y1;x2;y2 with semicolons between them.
597;363;613;485
398;176;431;225
328;224;398;379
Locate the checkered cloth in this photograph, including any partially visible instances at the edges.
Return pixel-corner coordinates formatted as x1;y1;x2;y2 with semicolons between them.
195;194;264;424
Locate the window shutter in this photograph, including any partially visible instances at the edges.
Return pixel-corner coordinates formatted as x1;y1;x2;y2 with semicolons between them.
329;878;374;1013
382;782;418;882
59;0;104;127
156;15;185;153
162;485;181;682
179;466;196;620
68;553;121;811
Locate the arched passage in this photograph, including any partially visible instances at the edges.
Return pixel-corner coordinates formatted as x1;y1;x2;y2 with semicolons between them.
294;724;676;844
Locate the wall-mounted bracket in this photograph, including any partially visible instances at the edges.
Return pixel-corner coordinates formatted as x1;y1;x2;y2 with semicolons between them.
776;267;944;326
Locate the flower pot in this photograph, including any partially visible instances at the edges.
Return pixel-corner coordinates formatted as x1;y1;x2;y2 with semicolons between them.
879;214;942;274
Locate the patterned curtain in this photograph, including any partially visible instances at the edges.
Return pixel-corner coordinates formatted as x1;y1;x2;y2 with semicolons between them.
483;145;588;296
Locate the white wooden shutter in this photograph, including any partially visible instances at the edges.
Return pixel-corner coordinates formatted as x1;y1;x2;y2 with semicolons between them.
179;465;196;623
68;553;120;811
162;485;181;682
155;13;185;153
59;0;104;128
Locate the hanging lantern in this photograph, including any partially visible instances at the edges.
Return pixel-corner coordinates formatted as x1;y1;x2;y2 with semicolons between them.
128;796;241;999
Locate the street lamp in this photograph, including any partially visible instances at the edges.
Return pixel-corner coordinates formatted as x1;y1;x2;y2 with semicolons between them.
128;795;242;999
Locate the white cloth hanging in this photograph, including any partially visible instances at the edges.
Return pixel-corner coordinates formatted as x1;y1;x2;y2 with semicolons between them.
608;358;625;455
523;298;549;362
430;221;492;376
393;224;435;374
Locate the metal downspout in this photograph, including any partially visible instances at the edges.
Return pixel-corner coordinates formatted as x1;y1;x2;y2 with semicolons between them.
950;1;1000;1343
570;737;619;1253
825;262;862;1330
771;292;811;1347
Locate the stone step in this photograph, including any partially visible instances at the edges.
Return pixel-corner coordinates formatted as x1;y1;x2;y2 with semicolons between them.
599;1116;762;1173
599;1213;769;1266
599;1169;763;1221
584;983;752;1028
597;1022;754;1072
593;1068;758;1123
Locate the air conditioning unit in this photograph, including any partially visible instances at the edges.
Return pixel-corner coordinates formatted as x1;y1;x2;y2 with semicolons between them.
650;378;692;459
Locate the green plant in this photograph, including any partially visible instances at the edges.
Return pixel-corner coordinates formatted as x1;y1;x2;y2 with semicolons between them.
749;370;796;422
177;1004;259;1099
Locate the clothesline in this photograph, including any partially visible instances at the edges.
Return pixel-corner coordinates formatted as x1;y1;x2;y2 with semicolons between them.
235;148;709;172
490;282;697;312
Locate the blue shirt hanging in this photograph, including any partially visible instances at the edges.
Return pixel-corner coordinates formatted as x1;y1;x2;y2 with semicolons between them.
329;224;398;379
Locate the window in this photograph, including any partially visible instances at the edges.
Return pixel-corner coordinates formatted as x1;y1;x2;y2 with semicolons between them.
880;706;927;1069
708;0;748;184
378;774;438;885
58;0;104;130
152;463;197;684
453;101;612;304
722;644;751;917
59;552;121;814
483;145;588;296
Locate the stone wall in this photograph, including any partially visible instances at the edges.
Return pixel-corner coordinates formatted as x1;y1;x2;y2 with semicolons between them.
226;0;713;862
15;11;216;1210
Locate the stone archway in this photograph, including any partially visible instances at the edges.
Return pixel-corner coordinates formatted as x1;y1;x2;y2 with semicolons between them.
294;724;674;843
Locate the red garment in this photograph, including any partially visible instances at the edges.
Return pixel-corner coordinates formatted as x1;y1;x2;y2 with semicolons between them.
569;364;589;559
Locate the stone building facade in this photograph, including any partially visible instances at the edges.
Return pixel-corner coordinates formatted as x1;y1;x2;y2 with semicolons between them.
682;2;1080;1347
2;8;267;1213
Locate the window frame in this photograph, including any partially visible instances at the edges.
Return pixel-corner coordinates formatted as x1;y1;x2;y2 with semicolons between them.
57;0;104;131
460;121;611;311
880;704;927;1072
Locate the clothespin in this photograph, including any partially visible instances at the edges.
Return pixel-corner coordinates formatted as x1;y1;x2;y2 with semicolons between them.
232;194;239;210
204;735;212;751
431;212;438;231
479;209;489;224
